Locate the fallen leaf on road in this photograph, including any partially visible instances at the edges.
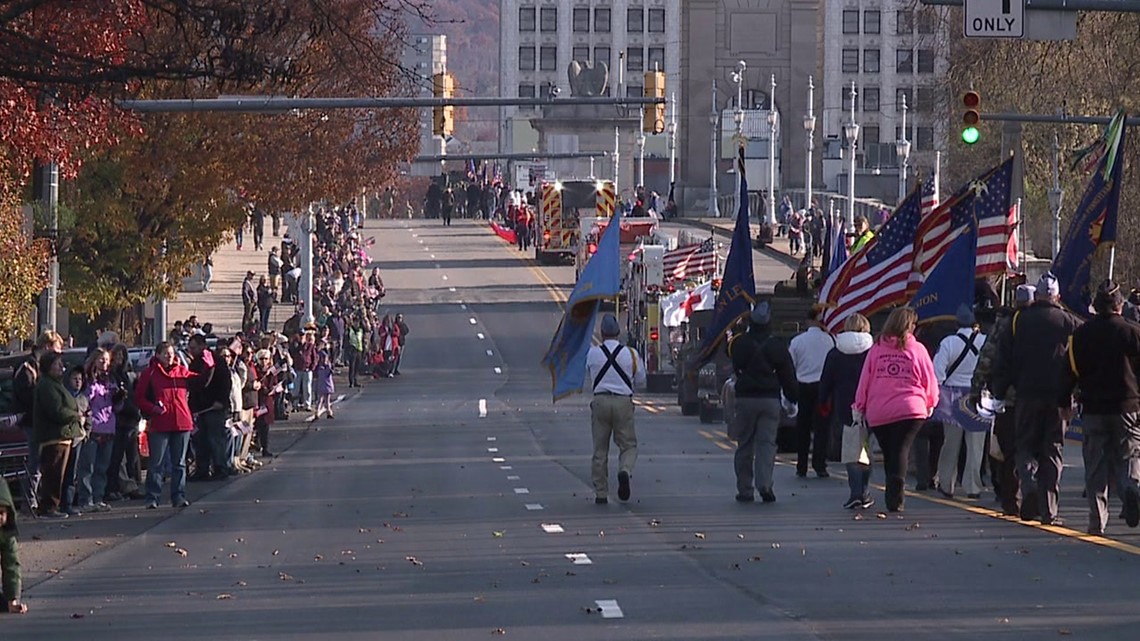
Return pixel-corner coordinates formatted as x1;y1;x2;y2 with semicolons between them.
905;523;921;531
95;540;104;546
359;527;371;533
272;550;279;556
473;596;485;602
174;548;188;557
737;534;745;539
749;556;763;562
314;554;323;561
853;514;864;521
519;561;529;566
236;538;245;543
771;543;781;549
876;513;887;520
491;628;506;635
694;533;705;539
392;511;409;518
341;550;354;555
71;613;85;619
1058;629;1072;635
47;568;61;574
406;556;424;566
279;572;293;581
234;581;247;587
492;531;505;538
648;519;661;527
216;594;233;600
165;542;177;548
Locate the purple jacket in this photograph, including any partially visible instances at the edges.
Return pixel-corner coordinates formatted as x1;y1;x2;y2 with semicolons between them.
86;376;119;436
314;363;335;395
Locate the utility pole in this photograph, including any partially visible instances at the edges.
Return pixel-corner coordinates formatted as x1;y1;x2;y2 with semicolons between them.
34;161;60;333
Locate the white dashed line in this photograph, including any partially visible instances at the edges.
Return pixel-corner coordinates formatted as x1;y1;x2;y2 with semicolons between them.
513;488;529;494
499;465;512;470
461;304;467;310
507;475;520;480
493;367;502;374
469;318;478;325
565;553;592;565
525;503;544;511
492;457;505;463
487;447;499;453
486;436;496;441
541;523;565;533
486;349;493;356
430;254;436;259
477;333;485;339
595;600;624;619
449;287;456;292
479;399;488;418
442;275;448;281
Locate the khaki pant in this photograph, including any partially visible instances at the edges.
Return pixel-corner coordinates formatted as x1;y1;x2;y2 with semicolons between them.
590;394;637;498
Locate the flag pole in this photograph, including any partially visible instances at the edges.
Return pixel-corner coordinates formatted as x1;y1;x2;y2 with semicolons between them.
1016;198;1025;278
1109;246;1116;281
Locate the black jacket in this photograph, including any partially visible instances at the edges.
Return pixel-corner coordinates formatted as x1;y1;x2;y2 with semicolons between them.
728;325;798;402
188;356;232;414
11;355;36;428
996;300;1082;402
818;332;873;428
1062;313;1140;414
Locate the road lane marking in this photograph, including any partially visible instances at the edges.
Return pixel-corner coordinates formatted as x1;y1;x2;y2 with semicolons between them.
500;465;512;470
488;448;499;453
449;287;456;292
697;429;735;451
493;367;502;374
479;400;488;418
565;553;592;565
513;488;529;494
595;600;624;619
442;275;448;280
492;457;505;463
486;349;494;356
541;523;564;533
507;475;520;480
477;333;485;339
469;318;478;325
486;436;496;441
430;254;436;258
461;304;467;310
525;503;544;511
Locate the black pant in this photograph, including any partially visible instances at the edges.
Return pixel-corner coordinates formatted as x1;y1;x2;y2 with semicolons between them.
795;383;828;474
259;306;272;333
346;346;360;387
255;418;271;455
107;421;142;496
872;419;924;510
991;409;1020;515
911;419;945;489
1015;397;1065;521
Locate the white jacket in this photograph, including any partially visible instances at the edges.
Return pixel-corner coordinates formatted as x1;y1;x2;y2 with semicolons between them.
933;328;986;388
789;326;836;384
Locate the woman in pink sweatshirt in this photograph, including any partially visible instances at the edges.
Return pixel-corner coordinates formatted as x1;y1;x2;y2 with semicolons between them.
853;307;939;512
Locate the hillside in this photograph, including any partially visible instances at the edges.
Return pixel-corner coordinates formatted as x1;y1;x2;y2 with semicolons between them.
409;0;500;143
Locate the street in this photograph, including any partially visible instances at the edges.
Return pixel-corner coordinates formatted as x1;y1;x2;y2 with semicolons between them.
10;219;1140;640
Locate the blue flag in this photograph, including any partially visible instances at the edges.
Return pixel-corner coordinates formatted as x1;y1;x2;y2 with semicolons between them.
690;151;755;369
911;225;978;323
541;208;624;401
1054;110;1127;317
824;214;847;280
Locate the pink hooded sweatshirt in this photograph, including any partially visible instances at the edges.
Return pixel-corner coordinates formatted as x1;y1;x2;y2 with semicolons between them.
853;334;939;428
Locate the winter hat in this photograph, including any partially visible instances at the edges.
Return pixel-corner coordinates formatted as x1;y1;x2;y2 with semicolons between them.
1015;284;1036;305
1036;272;1061;298
750;301;772;326
1094;280;1124;310
955;303;976;327
600;314;621;338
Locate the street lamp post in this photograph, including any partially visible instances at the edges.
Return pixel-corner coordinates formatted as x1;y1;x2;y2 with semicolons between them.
732;61;746;200
767;73;777;226
896;92;911;204
1048;132;1064;258
843;80;860;230
803;76;816;218
667;93;677;184
636;121;646;189
709;79;720;217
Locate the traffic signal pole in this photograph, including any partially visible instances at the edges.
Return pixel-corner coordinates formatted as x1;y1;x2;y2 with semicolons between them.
117;96;666;113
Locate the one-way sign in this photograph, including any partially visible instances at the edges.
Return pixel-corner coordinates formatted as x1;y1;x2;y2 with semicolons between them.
965;0;1024;38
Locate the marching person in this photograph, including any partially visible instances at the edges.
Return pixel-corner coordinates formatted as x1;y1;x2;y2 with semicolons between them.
853;307;940;512
728;301;798;503
933;304;987;500
992;272;1081;525
789;304;836;478
585;314;646;504
819;313;874;509
1060;280;1140;534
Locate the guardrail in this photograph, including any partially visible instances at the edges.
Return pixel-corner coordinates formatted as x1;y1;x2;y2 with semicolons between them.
715;189;889;225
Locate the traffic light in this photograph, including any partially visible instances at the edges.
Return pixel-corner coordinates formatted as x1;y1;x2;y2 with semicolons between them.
961;90;981;145
643;71;665;134
432;72;455;136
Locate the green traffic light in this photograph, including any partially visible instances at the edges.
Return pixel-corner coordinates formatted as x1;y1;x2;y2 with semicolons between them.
962;126;980;145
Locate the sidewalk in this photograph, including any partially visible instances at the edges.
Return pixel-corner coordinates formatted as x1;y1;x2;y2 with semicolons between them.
167;234;290;336
675;217;802;270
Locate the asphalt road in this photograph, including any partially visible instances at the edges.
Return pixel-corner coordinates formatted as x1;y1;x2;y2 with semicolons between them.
10;218;1140;640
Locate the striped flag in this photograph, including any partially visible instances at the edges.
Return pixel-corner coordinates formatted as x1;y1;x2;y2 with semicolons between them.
910;158;1013;289
818;182;926;332
663;238;716;281
1006;201;1020;275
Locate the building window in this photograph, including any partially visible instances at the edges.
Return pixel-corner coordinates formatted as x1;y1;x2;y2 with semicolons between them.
519;46;536;71
842;10;860;34
896;49;913;73
627;46;644;72
539;81;553;99
913;87;935;113
896;87;912;110
647;47;665;72
540;45;557;71
595;7;611;32
594;46;610;67
916;126;934;151
916;49;935;73
518;83;536;98
863;87;880;112
648;8;665;33
864;10;881;34
917;9;938;34
842;48;859;74
863;125;880;146
573;46;589;62
896;10;913;35
627;84;643;98
628;7;644;32
520;7;535;32
863;48;880;73
540;7;557;32
573;7;590;32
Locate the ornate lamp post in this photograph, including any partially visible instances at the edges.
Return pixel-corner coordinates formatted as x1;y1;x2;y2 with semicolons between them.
843;81;860;230
896;92;911;204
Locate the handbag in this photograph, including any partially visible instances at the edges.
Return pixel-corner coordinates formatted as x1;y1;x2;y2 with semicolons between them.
840;420;871;466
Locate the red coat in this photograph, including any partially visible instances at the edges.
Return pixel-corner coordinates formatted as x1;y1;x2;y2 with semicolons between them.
135;358;196;433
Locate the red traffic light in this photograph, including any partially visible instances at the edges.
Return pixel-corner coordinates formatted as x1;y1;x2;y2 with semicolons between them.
962;91;980;109
649;328;659;341
588;243;598;254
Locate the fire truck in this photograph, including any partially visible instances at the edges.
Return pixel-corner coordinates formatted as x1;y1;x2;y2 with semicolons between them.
535;179;617;265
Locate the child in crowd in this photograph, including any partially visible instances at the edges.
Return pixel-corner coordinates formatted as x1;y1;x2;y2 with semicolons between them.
313;350;335;420
61;367;90;517
1;479;26;613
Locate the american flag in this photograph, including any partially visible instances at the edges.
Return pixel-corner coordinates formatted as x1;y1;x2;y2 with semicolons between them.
1006;200;1021;274
819;183;927;332
663;238;717;281
910;158;1014;288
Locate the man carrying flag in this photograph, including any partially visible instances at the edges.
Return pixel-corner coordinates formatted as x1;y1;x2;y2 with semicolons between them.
584;314;646;504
